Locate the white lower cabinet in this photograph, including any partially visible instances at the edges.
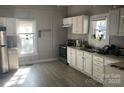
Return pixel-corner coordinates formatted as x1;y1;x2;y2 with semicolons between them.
104;65;124;87
71;49;76;67
67;47;71;64
84;52;92;75
93;55;104;83
67;47;124;85
67;47;76;67
76;50;84;70
8;49;19;70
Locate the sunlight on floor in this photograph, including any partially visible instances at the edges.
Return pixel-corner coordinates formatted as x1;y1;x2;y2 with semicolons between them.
4;67;31;87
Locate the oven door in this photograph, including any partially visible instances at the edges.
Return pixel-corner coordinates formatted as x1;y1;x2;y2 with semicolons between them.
59;46;67;59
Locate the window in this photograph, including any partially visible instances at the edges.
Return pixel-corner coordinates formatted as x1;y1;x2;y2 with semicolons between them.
16;20;37;56
92;19;107;40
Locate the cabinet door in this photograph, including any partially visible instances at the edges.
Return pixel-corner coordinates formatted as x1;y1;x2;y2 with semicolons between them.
109;9;120;36
67;47;71;64
84;52;92;75
6;18;16;35
0;17;6;26
72;17;77;34
71;49;76;67
77;16;83;34
76;50;84;70
84;58;92;75
8;51;19;70
119;8;124;36
93;63;104;83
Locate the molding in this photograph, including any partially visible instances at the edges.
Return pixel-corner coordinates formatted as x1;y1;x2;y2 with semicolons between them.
19;58;58;66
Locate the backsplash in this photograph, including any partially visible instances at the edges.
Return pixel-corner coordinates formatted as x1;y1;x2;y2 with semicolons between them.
109;36;124;48
7;35;17;48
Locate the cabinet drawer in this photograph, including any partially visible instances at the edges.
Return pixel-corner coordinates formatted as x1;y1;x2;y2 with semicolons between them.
93;60;104;66
93;64;104;73
93;56;104;62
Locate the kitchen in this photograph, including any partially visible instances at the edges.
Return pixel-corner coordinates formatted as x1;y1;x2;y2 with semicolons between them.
0;5;124;87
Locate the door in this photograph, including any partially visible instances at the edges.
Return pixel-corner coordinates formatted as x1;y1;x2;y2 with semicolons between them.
0;46;9;73
72;17;77;34
84;52;92;75
109;9;120;36
76;50;84;70
77;16;83;34
119;8;124;36
71;48;76;67
67;47;71;64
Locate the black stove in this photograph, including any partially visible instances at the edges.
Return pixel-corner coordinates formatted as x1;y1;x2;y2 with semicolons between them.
59;44;67;64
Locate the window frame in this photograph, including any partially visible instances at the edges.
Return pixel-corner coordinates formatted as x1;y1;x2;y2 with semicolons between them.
16;19;37;57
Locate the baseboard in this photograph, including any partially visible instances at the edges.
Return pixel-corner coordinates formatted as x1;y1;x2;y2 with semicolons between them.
20;58;58;66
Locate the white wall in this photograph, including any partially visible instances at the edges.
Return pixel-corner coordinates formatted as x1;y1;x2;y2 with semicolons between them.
0;5;68;65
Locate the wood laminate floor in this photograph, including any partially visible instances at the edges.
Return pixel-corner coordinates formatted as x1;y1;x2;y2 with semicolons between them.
0;61;102;87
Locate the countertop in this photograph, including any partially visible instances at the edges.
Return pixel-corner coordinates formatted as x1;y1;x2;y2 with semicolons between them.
110;62;124;70
68;46;124;61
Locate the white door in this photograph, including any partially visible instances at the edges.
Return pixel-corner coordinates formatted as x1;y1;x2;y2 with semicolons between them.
70;48;76;67
119;8;124;36
84;52;92;75
77;16;83;34
109;9;120;36
67;47;71;64
72;17;77;34
76;50;83;70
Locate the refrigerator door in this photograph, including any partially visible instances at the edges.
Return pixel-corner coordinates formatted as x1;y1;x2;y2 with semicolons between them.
0;31;7;45
0;45;9;73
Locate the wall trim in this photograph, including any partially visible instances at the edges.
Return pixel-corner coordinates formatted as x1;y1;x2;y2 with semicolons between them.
19;58;58;66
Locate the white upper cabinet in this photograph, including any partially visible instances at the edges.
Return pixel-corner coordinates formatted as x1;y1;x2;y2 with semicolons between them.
108;9;120;36
72;15;89;34
6;18;16;35
63;17;73;27
119;8;124;36
72;17;77;34
109;8;124;36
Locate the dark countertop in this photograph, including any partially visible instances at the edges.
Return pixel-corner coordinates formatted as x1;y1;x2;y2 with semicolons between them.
67;46;124;62
110;62;124;70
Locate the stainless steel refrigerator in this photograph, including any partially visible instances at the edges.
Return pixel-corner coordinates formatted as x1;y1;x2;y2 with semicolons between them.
0;27;9;73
